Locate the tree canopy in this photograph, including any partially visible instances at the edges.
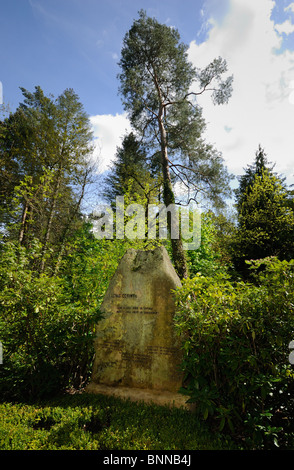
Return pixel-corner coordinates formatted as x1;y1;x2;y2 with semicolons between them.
0;86;97;273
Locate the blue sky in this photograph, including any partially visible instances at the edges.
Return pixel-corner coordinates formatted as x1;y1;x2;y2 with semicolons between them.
1;0;294;199
1;0;218;115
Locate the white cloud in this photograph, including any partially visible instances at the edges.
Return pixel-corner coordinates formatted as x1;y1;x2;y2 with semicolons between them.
188;0;294;187
90;113;131;173
285;3;294;14
275;19;294;35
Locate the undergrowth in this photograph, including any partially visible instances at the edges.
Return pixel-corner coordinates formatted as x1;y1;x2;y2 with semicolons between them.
0;392;235;450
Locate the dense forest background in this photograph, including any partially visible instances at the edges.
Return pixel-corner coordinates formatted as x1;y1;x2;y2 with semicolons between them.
1;11;294;449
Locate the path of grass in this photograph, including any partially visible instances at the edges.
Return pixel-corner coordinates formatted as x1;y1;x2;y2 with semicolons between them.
0;391;236;450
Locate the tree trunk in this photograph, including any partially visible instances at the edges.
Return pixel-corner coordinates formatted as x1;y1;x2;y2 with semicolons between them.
54;171;88;275
158;107;188;279
19;201;29;244
39;168;62;273
18;201;33;246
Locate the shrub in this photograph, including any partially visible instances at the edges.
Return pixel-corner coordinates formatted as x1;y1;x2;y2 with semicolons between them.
0;240;101;400
174;257;294;448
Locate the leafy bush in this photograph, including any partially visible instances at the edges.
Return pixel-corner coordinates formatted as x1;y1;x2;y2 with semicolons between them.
0;239;101;400
174;257;294;448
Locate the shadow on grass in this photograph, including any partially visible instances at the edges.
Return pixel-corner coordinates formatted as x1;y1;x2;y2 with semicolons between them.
0;389;237;450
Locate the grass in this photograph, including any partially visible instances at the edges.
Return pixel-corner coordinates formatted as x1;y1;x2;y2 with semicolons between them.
0;391;236;450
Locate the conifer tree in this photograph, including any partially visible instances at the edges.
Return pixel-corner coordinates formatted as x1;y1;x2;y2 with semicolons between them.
233;148;294;275
104;132;161;206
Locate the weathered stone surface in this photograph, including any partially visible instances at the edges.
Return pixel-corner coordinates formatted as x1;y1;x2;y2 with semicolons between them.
86;246;187;407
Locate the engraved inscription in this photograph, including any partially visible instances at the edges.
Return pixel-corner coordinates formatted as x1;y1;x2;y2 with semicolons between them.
147;345;179;356
101;341;179;358
111;293;137;298
117;305;158;315
122;352;151;367
103;340;123;351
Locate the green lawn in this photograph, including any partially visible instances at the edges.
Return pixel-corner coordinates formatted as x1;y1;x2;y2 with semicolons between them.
0;392;236;450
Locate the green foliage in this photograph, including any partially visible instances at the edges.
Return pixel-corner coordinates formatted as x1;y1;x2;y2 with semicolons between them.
0;238;101;400
58;223;121;309
90;184;164;254
104;132;161;206
0;394;235;450
0;86;96;273
234;145;277;212
232;147;294;276
186;212;231;277
174;257;294;448
233;169;294;275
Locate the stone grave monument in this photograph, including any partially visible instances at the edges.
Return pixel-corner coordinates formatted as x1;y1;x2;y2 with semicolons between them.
86;246;187;407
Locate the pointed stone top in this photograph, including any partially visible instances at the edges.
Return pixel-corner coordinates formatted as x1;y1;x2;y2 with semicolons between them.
115;245;182;287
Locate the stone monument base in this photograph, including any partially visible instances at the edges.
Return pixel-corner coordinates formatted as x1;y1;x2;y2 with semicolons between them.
85;382;190;409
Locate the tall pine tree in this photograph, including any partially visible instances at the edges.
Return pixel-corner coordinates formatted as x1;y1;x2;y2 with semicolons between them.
118;10;233;278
